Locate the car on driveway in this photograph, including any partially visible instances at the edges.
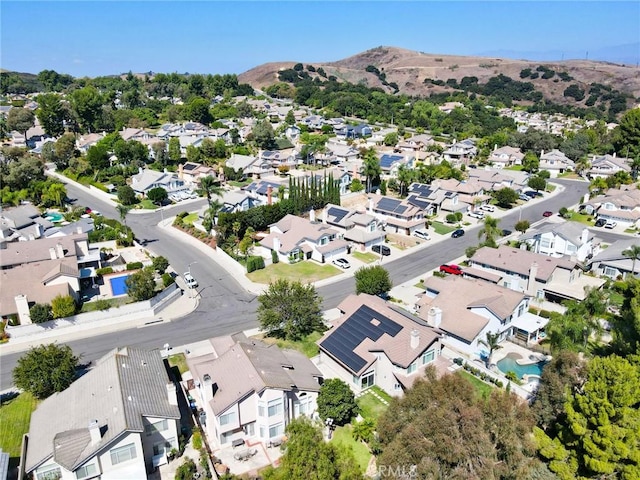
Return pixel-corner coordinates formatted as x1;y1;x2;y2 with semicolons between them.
518;194;530;202
480;204;495;212
542;211;553;217
501;229;513;236
183;272;198;288
332;258;351;269
594;218;607;227
439;264;463;275
372;244;391;256
413;229;431;240
524;190;542;198
469;211;485;219
451;229;465;238
604;221;617;229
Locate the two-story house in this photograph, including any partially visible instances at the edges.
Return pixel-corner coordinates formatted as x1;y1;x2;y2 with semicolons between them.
131;168;187;197
539;149;575;177
260;214;349;264
187;334;323;447
443;139;477;165
584;185;640;228
588;238;640;279
317;294;443;396
519;222;596;262
242;180;283;205
368;194;426;236
588;153;632;179
322;204;385;250
178;162;219;187
25;347;181;480
488;146;524;169
378;153;414;177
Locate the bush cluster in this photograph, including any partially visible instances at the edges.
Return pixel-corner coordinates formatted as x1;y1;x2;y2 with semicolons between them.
461;361;504;388
126;262;144;270
246;256;265;273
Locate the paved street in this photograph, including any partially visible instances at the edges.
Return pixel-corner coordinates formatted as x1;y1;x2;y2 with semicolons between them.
0;178;589;390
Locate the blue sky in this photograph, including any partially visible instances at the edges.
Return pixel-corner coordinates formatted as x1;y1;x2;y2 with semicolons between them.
2;1;639;77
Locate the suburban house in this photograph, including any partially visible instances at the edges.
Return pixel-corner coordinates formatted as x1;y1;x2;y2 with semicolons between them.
583;185;640;228
368;194;426;236
337;123;372;139
588;239;640;279
466;245;605;303
226;153;258;177
259;214;348;264
406;182;462;216
539;149;575;177
488;146;524;168
242;180;283;205
378;153;414;177
316;293;443;396
443;139;477;165
76;133;105;153
187;333;323;447
321;204;385;250
0;204;53;243
417;275;546;353
0;234;100;323
44;217;95;239
397;134;434;152
519;222;597;262
260;150;298;170
284;125;301;141
325;141;360;163
588;154;632;179
178;162;219;187
24;347;181;480
130;168;187;197
436;178;490;212
466;169;524;193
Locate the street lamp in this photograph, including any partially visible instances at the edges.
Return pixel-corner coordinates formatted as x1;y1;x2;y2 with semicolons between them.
188;261;198;278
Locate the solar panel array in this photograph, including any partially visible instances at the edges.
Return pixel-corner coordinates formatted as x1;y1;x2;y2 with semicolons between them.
320;304;403;373
327;206;348;224
379;154;404;169
407;195;430;210
409;183;433;197
377;197;408;215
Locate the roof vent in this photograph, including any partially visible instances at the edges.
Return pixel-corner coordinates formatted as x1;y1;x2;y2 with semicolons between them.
370;318;381;327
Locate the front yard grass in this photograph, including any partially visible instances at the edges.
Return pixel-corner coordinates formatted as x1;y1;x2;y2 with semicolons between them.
357;389;390;421
247;261;340;284
0;392;38;458
330;424;371;473
80;296;130;313
137;199;158;210
457;370;494;400
228;179;253;188
168;353;190;375
182;213;199;225
430;221;456;235
257;331;323;358
568;211;594;225
352;251;378;264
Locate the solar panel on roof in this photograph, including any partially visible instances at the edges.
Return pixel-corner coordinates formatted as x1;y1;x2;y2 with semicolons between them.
394;205;407;214
378;198;400;212
319;304;403;373
327;206;348;223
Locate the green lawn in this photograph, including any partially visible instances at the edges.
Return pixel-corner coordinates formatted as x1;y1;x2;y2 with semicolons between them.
457;370;494;400
0;392;38;457
608;290;624;307
568;211;594;225
504;165;525;171
137;199;158;210
357;390;389;421
247;261;340;284
228;179;253;188
330;424;371;473
168;353;190;375
182;213;199;225
352;251;378;264
80;296;130;313
430;221;456;235
258;331;323;358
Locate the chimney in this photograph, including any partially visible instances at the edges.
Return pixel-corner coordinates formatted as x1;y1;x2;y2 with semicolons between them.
309;209;315;222
368;198;374;213
34;223;43;238
178;163;184;178
322;207;328;224
77;226;83;235
56;243;64;258
540;149;545;157
581;228;589;244
427;307;442;328
49;247;57;260
494;144;497;151
527;262;539;295
88;420;102;445
410;329;420;349
15;294;32;325
613;152;616;158
267;186;273;206
166;382;178;406
273;237;281;254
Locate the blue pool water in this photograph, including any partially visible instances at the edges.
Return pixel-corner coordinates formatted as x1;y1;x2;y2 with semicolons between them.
109;275;131;296
497;355;547;379
45;212;64;222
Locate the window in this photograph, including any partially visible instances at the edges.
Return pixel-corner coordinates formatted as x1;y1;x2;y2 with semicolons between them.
517;304;525;317
268;399;283;417
567;244;577;252
540;239;551;249
219;411;236;426
407;362;417;374
604;266;618;277
393;383;402;391
258;404;265;417
75;463;98;480
259;426;266;438
421;350;435;365
36;466;62;480
360;371;375;389
145;419;168;435
153;438;175;456
110;443;137;465
269;423;284;438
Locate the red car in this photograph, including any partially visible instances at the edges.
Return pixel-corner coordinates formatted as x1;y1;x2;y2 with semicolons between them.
542;211;553;217
439;264;463;275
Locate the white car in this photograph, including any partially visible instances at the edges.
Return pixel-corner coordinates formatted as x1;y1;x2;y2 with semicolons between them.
469;211;485;219
183;272;198;288
604;221;617;229
480;204;495;212
413;229;431;240
332;258;351;269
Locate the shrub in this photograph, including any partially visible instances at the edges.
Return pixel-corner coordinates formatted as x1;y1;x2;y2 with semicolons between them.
192;430;203;450
95;267;113;275
162;273;175;288
29;303;52;323
94;299;111;311
152;256;169;274
538;310;552;319
51;295;76;319
126;262;144;270
445;213;458;223
246;256;265;273
271;249;279;264
176;211;189;219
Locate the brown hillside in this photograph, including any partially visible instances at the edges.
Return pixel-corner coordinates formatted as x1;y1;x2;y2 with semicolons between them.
239;46;640;105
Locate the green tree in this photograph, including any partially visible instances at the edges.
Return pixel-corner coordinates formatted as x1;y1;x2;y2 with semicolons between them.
383;132;398;146
197;175;222;205
70;85;104;132
257;279;324;340
36;93;66;136
362;149;381;193
54;133;77;169
611;278;640;354
622;244;640;278
151;141;167;165
86;143;109;170
29;303;52;323
117;186;137;206
515;219;531;234
168;137;181;163
44;182;67;208
522;151;540;173
252;119;276;149
478;215;500;248
151;255;169;274
614;107;640;159
317;378;359;426
174;457;197;480
284;109;296;125
396;163;413;197
13;344;79;399
478;331;503;367
7;107;35;141
354;265;393;296
528;175;547;192
51;294;76;318
185;97;212;125
147;186;168;205
494;187;519;208
125;267;156;301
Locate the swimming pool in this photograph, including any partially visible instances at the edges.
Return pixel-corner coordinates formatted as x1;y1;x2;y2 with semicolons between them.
109;275;131;296
497;354;547;379
45;211;64;223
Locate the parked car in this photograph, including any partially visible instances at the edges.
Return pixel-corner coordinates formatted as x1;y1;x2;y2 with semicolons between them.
542;211;553;217
604;221;617;229
469;211;485;219
332;258;351;269
439;264;463;275
480;204;495;212
518;194;530;202
501;229;513;236
451;229;465;238
524;190;542;198
372;244;391;256
595;218;607;227
183;272;198;288
413;229;431;240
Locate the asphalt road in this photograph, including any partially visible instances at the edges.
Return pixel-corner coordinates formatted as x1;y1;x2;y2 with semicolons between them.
0;178;590;390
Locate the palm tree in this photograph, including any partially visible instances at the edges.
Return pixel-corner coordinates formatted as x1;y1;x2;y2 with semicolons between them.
46;182;67;208
202;199;223;234
622;245;640;278
478;215;500;248
197;175;223;205
396;164;413;197
478;331;503;368
362;150;381;194
116;204;132;228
